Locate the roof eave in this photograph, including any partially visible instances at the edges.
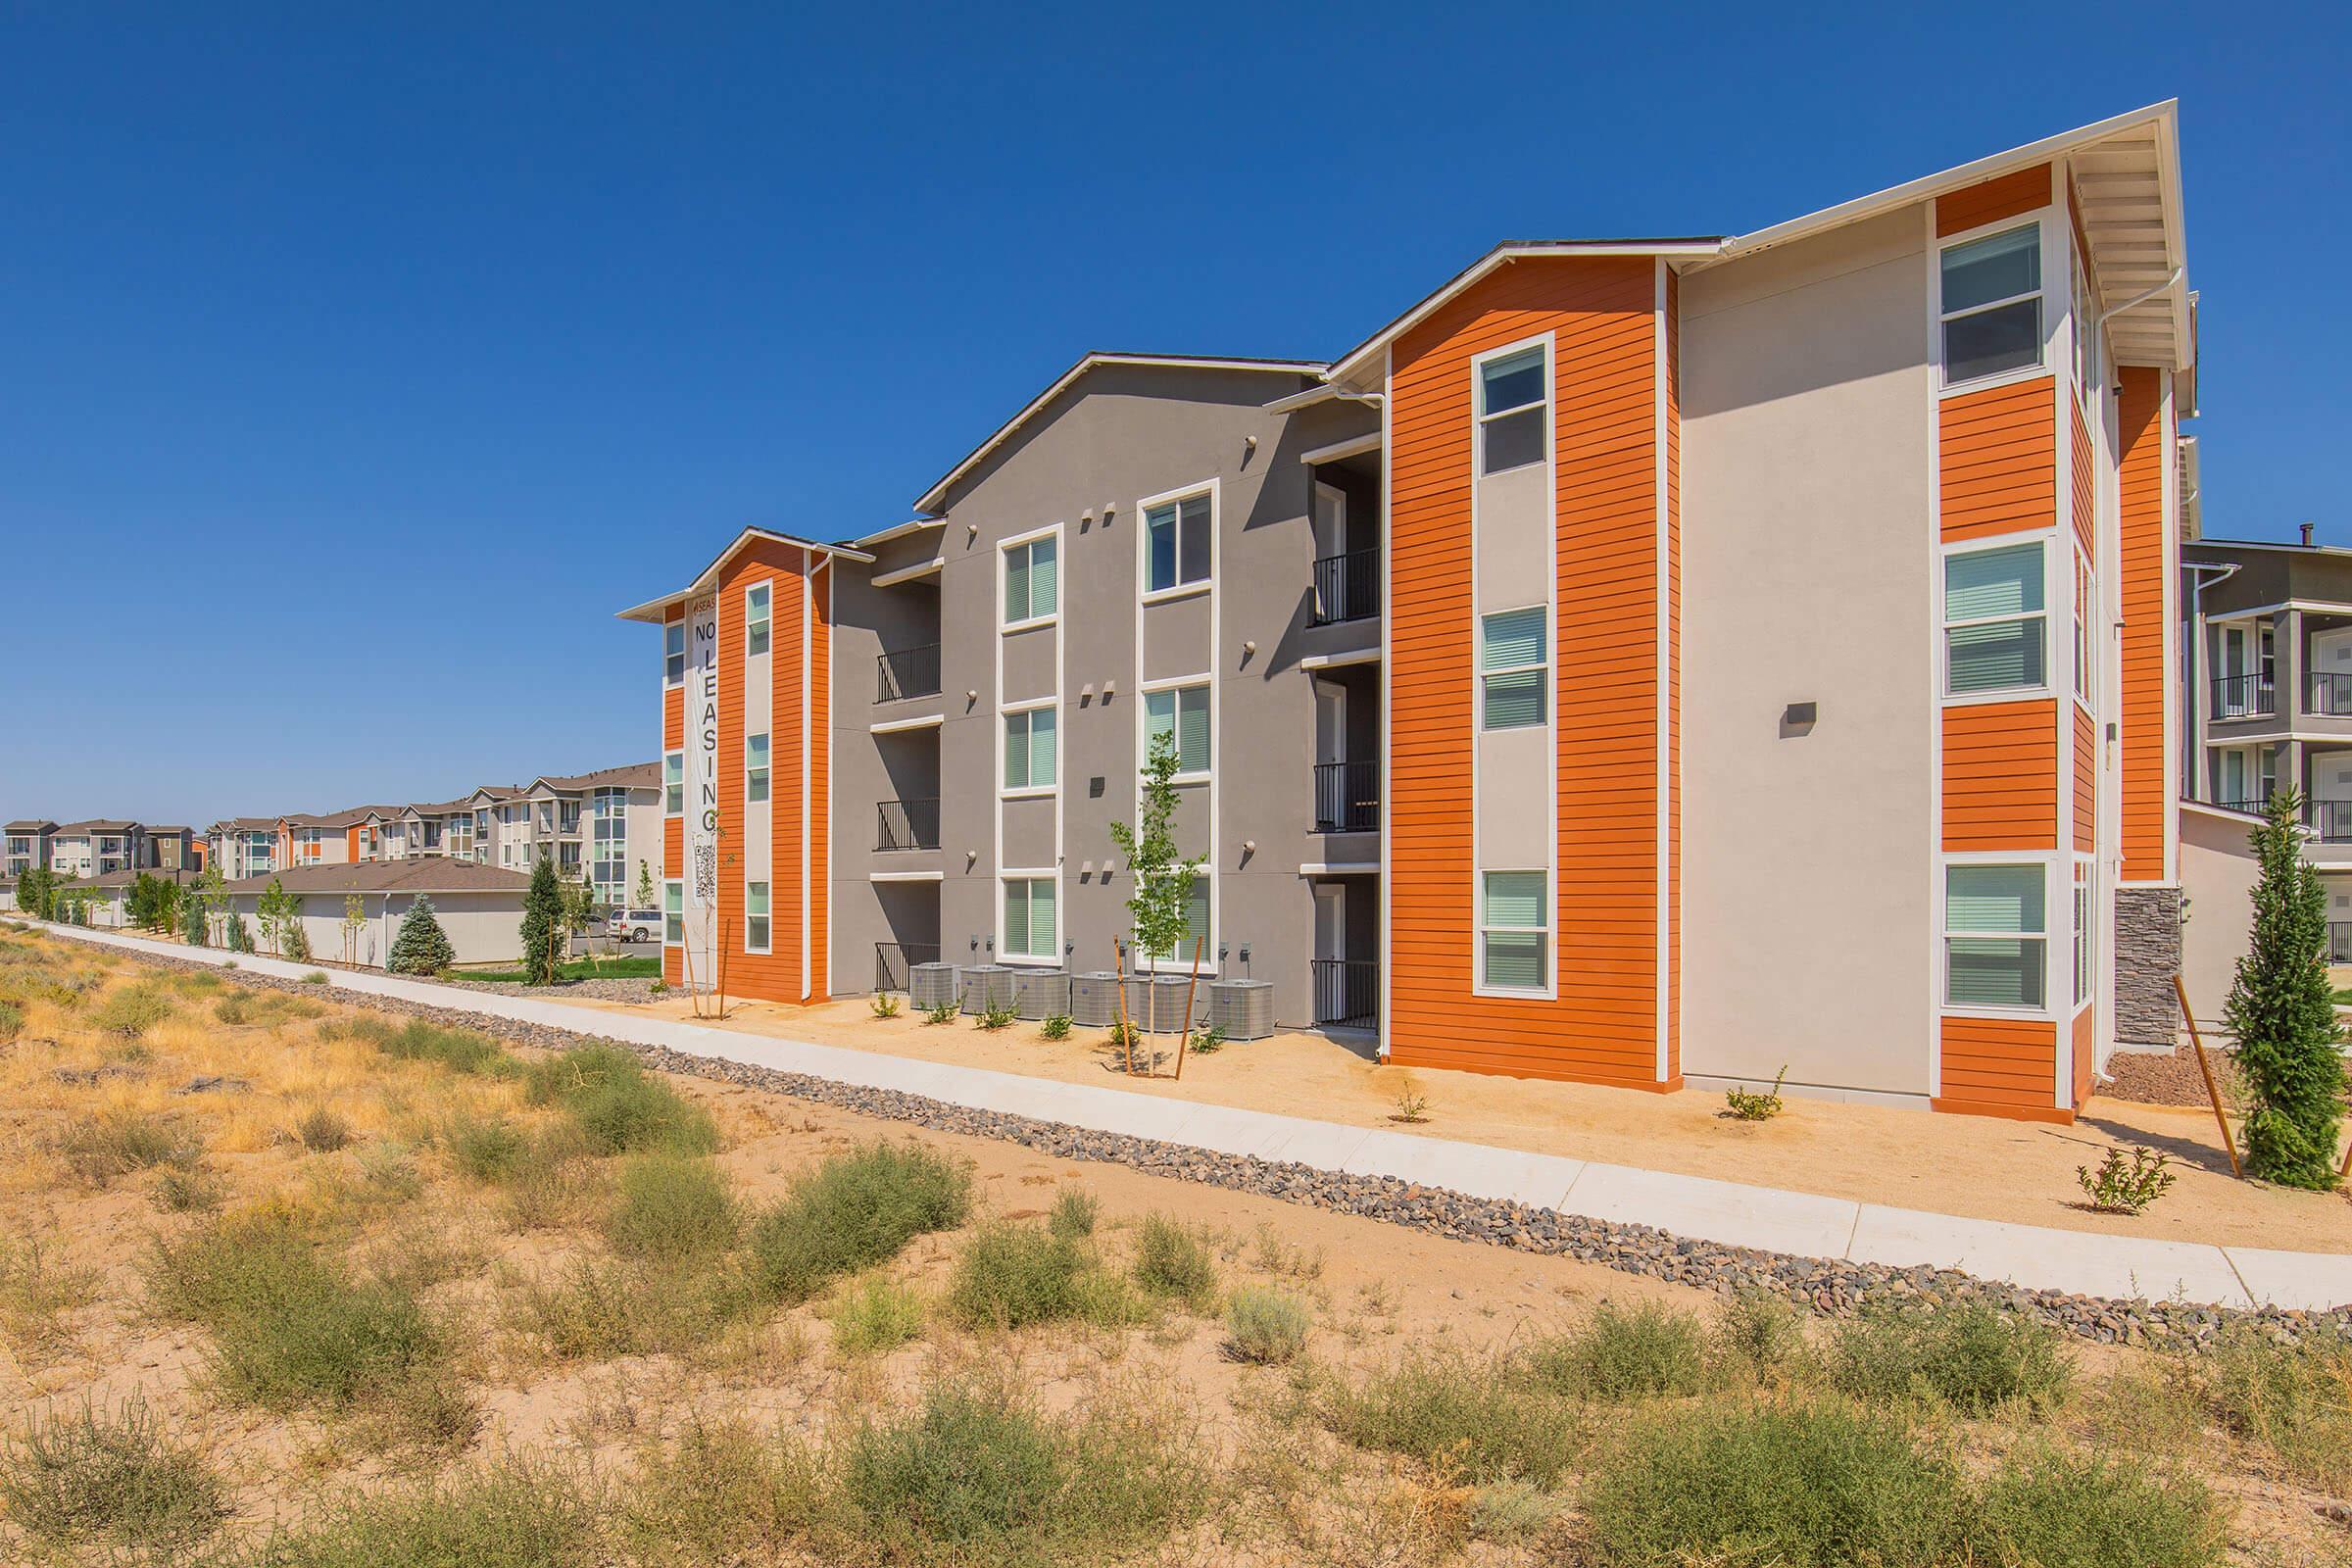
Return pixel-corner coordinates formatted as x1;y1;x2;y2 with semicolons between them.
615;527;876;622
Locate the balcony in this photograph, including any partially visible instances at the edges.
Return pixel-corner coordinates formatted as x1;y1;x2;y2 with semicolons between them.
2214;796;2273;817
875;940;942;994
2308;799;2352;845
877;643;942;704
876;799;941;852
1311;958;1378;1030
2313;672;2352;718
1311;547;1380;626
2211;674;2276;720
1312;761;1380;834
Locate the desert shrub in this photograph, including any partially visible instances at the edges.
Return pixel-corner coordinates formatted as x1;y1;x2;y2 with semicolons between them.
356;1140;424;1201
172;970;223;996
1827;1298;2072;1414
605;1154;738;1261
2077;1145;2177;1214
249;1453;603;1567
1225;1285;1310;1364
976;1000;1018;1031
945;1223;1095;1331
62;1115;200;1186
213;992;259;1025
1047;1187;1097;1241
869;992;902;1019
622;1416;825;1565
1528;1300;1709;1401
829;1275;925;1357
510;1257;753;1361
1322;1347;1584;1487
750;1141;970;1302
302;969;328;984
91;983;172;1038
0;1392;226;1557
0;1239;97;1350
503;1124;611;1231
0;1000;22;1041
153;1166;225;1213
1722;1065;1788;1120
2196;1326;2352;1490
365;1017;508;1076
1711;1291;1806;1383
447;1114;530;1184
1131;1213;1217;1309
1039;1013;1071;1041
921;1000;957;1025
298;1105;356;1153
525;1043;715;1155
1976;1446;2226;1568
1579;1400;1970;1567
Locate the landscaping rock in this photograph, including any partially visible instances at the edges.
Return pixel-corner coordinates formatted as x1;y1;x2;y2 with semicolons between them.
179;1074;252;1095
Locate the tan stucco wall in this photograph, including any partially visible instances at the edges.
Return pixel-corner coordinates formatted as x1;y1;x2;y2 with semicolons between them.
1678;206;1936;1100
2178;805;2264;1036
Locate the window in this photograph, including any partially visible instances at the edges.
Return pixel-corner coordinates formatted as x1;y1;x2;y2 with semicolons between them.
663;880;683;946
1004;536;1057;625
747;732;770;804
664;621;686;685
746;583;771;658
1004;706;1056;792
2072;553;2095;707
1478;345;1546;475
2071;250;2098;406
2073;861;2093;1006
1944;863;2045;1009
745;881;769;953
664;752;685;814
1940;223;2041;384
1145;875;1210;962
1480;608;1548;729
1145;493;1211;594
1003;877;1055;962
1480;871;1548;991
1943;544;2046;696
1145;683;1211;776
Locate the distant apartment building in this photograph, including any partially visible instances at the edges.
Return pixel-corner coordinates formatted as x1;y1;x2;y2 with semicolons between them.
621;105;2197;1122
5;821;55;877
206;818;280;881
49;821;143;877
144;826;198;871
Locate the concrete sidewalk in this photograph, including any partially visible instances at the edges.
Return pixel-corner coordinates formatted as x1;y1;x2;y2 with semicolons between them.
39;922;2352;1312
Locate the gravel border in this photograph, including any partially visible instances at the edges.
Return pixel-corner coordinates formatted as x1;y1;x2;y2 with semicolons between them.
51;935;2352;1352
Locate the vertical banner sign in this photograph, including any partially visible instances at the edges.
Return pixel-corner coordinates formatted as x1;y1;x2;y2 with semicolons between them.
685;594;720;990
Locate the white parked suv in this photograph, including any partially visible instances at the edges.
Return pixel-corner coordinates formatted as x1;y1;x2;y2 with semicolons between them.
608;909;662;943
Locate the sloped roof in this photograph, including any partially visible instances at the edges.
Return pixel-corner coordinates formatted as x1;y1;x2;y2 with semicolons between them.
531;761;660;794
53;819;139;835
614;528;876;624
4;820;56;833
221;860;533;896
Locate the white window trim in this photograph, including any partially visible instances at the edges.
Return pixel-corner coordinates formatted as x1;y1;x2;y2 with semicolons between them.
1132;869;1215;975
1475;339;1549;478
663;750;685;817
662;879;684;948
2071;548;2096;715
1477;604;1551;732
1938;851;2055;1020
743;877;771;955
999;870;1059;965
1000;696;1057;799
1935;213;2051;395
999;523;1061;633
1139;483;1216;603
663;620;687;688
1475;869;1551;999
744;580;773;660
1939;532;2056;707
2071;856;2095;1012
1140;673;1213;784
745;731;771;805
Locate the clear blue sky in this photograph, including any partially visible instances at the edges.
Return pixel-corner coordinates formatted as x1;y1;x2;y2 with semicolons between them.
4;5;2345;827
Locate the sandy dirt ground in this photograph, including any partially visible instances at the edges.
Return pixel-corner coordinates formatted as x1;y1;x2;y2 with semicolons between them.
562;990;2352;1254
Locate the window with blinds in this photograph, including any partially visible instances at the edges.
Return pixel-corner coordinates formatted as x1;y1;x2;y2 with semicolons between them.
1004;537;1057;625
1478;345;1546;476
1145;684;1211;775
1004;877;1056;961
1480;870;1548;990
1481;607;1548;730
1944;862;2044;1008
1146;875;1210;962
663;752;684;814
662;880;683;947
1940;223;2041;385
1943;544;2046;696
663;621;685;685
745;881;770;953
746;582;771;658
746;732;769;805
1004;707;1056;792
1146;493;1211;594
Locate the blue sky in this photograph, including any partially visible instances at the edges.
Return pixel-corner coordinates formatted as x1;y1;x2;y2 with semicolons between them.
3;5;2345;827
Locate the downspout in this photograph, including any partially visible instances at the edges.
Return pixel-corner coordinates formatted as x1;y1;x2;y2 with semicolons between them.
2096;269;2184;328
2182;560;2240;807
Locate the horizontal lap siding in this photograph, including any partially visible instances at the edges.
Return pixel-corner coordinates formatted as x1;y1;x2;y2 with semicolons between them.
1936;164;2050;237
2072;1004;2094;1109
1936;1016;2064;1121
1388;255;1663;1087
662;677;683;988
720;540;811;1004
2117;368;2167;881
1664;267;1681;1084
1938;379;2056;542
1942;701;2059;850
2073;707;2096;853
810;565;832;999
2070;400;2095;562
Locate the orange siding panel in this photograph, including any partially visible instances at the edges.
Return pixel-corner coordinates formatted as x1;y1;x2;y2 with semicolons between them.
1939;378;2057;541
2071;1004;2094;1109
1663;266;1681;1085
1936;163;2050;237
1942;700;2059;851
716;539;815;1006
2073;707;2096;853
2116;368;2168;882
1936;1015;2068;1122
1387;253;1665;1088
2070;399;2095;562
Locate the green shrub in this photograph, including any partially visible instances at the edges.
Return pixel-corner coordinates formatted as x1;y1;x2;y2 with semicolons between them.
61;1115;200;1186
2196;1326;2352;1491
1976;1446;2227;1568
250;1453;603;1567
1528;1301;1709;1401
91;984;172;1038
510;1257;753;1361
1131;1213;1217;1309
153;1166;225;1213
526;1044;715;1155
1722;1065;1787;1120
367;1017;509;1076
945;1223;1093;1331
503;1125;611;1231
622;1417;824;1565
1047;1187;1097;1241
303;969;329;984
1827;1298;2072;1414
1224;1285;1310;1364
750;1141;970;1302
0;1392;226;1556
605;1154;738;1261
298;1105;355;1153
829;1275;925;1357
1322;1347;1584;1487
869;992;902;1019
1711;1291;1806;1383
922;1000;957;1025
977;1000;1018;1031
1579;1400;1970;1567
1038;1013;1071;1041
447;1114;530;1184
0;1000;22;1041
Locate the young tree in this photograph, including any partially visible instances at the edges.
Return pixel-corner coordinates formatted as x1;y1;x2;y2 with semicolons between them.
635;859;657;913
559;873;601;975
341;895;367;966
126;873;153;930
387;896;454;975
224;910;252;953
256;876;295;956
152;877;182;936
519;854;564;986
196;864;227;946
181;890;208;947
2223;789;2345;1189
12;867;49;919
1109;730;1207;971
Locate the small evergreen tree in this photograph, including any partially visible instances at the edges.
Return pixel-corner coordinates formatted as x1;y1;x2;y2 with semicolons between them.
635;859;657;913
1109;730;1206;968
225;911;252;953
181;892;207;947
2223;789;2345;1189
519;855;564;985
13;867;49;919
127;873;155;929
283;917;311;961
387;896;454;975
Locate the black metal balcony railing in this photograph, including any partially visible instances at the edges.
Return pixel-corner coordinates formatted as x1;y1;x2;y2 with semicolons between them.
1312;761;1380;833
1311;958;1378;1030
2312;671;2352;717
1310;547;1381;626
2211;674;2276;719
875;941;941;995
2307;799;2352;845
2215;796;2274;817
876;643;942;704
876;799;941;852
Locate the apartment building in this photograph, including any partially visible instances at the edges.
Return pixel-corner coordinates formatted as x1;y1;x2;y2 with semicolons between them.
206;817;280;881
144;826;198;871
622;104;2195;1121
49;821;144;877
5;821;55;877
